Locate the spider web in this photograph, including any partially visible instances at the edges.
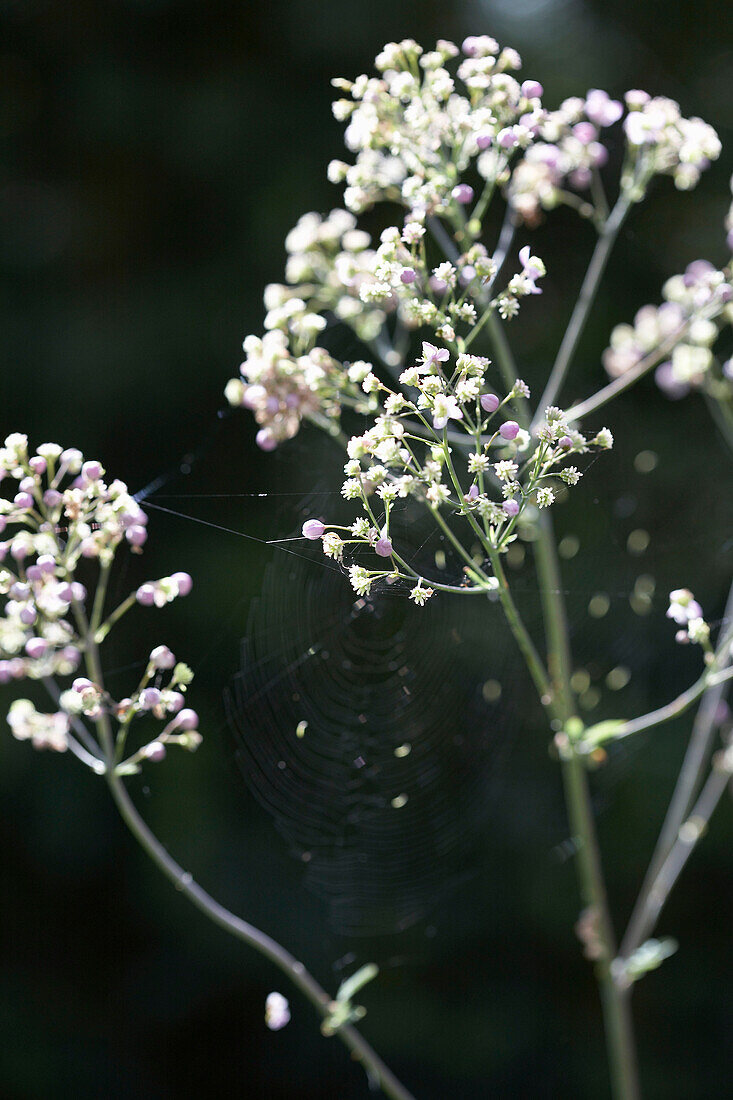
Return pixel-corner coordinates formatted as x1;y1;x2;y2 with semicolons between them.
132;419;732;941
226;545;522;937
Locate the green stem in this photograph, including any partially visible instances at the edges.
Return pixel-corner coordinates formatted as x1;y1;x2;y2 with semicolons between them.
533;514;640;1100
81;630;414;1100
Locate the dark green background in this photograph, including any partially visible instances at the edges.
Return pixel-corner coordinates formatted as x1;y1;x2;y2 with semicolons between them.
1;1;731;1097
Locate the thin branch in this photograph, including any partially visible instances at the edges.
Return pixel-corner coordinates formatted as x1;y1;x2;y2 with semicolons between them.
620;580;733;961
534;195;631;425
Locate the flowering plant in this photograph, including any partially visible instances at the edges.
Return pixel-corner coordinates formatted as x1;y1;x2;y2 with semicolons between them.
5;32;733;1100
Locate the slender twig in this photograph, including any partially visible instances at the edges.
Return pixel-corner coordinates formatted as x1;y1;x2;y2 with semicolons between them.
63;627;416;1100
105;771;416;1100
617;759;731;974
620;581;733;962
566;320;692;423
602;665;733;744
534;195;631;425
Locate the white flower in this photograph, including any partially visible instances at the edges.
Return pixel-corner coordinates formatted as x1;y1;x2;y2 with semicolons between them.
265;992;291;1031
432;394;463;430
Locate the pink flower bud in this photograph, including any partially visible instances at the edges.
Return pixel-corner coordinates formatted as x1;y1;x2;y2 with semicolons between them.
499;421;520;440
145;741;167;763
480;393;500;413
171;572;193;597
140;688;161;710
375;536;393;557
136;583;156;606
256;428;277;452
126;525;148;547
451;184;474;205
175;708;199;730
29;456;47;475
521;80;543;99
503;499;520;517
400;268;417;284
150;645;176;670
25;638;48;659
302;519;325;540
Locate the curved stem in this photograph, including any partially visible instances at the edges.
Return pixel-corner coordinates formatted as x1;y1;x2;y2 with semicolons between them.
535;195;631;425
106;771;416;1100
78;624;415;1100
618;760;730;971
620;579;733;961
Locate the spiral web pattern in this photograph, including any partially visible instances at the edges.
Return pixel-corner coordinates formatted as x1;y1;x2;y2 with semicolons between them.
228;551;520;937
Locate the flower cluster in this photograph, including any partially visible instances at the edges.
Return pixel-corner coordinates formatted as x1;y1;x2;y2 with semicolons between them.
622;93;722;195
667;589;711;650
2;435;198;769
0;434;146;683
329;36;543;218
603;260;733;399
301;368;611;602
509;90;621;224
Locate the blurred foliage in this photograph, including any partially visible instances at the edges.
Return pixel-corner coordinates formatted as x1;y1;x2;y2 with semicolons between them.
1;1;731;1097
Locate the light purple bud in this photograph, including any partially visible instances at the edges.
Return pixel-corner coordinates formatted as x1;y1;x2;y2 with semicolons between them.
126;525;148;547
459;265;476;285
71;582;86;601
10;541;29;561
136;583;156;606
498;129;518;150
10;582;31;600
166;691;185;714
476;132;493;150
452;184;474;205
0;661;11;683
503;499;520;517
19;606;37;625
480;393;500;413
256;428;277;452
499;421;520;440
462;36;480;56
375;536;393;558
43;489;62;507
175;708;199;730
400;268;417;284
150;645;176;670
655;362;690;400
37;554;56;574
573;122;597;144
29;456;47;475
25;638;48;659
429;276;448;296
521;80;544;99
14;493;33;510
82;461;102;481
73;678;93;692
9;658;26;679
467;484;479;501
727;228;733;253
140;688;161;710
20;477;35;492
61;646;80;669
145;741;167;763
172;571;193;596
302;519;326;540
558;436;573;449
26;565;43;582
